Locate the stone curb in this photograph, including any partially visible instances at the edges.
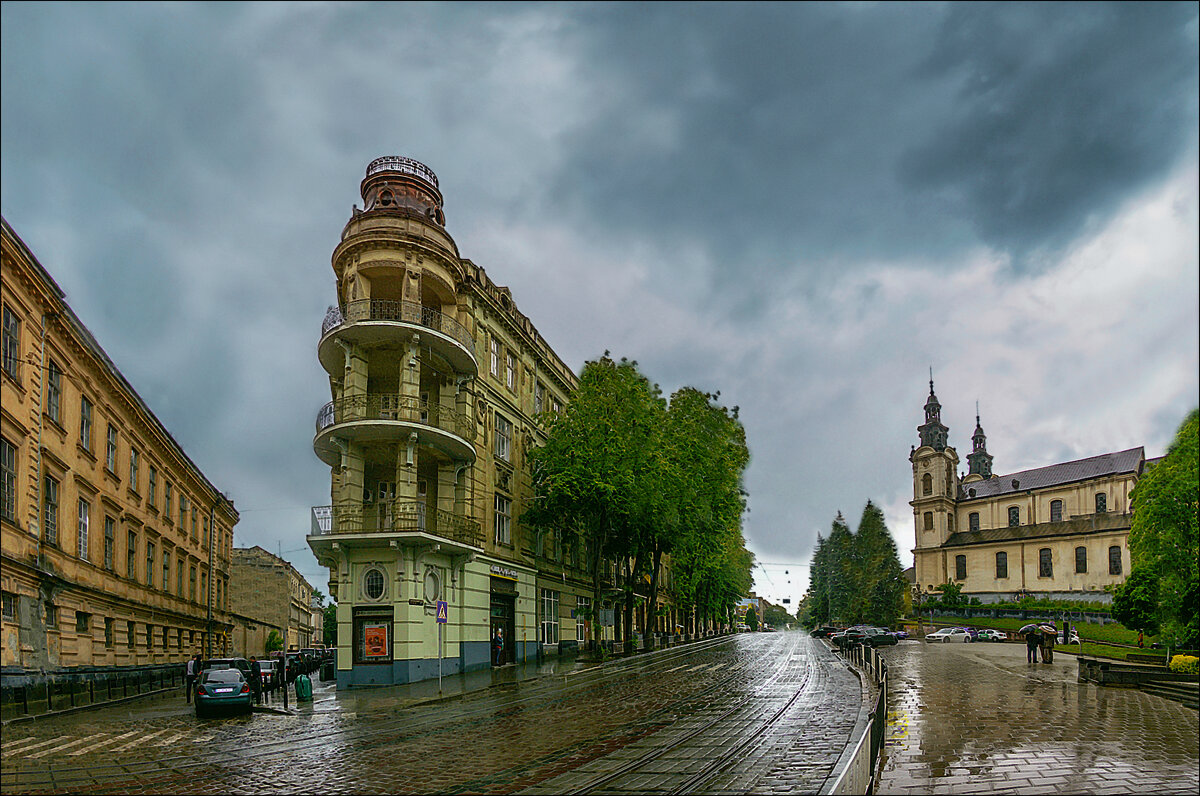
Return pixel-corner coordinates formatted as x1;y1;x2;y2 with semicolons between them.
1;686;179;727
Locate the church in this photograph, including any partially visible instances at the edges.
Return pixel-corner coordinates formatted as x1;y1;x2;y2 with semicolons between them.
909;380;1148;603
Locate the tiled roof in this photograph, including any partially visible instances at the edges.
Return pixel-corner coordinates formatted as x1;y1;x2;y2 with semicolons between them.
942;511;1132;548
959;447;1144;501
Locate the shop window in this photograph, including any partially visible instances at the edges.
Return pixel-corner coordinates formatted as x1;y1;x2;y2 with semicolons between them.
1075;546;1087;574
969;512;980;532
955;555;966;581
354;609;393;664
1109;546;1122;575
1008;506;1020;527
1095;493;1107;513
541;589;559;644
995;551;1008;579
1050;499;1063;523
1039;548;1053;578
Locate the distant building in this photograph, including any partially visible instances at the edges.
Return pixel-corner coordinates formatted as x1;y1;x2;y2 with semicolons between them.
1;217;238;678
228;546;315;652
910;380;1142;603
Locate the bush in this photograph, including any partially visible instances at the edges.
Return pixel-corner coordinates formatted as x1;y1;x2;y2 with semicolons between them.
1169;655;1199;675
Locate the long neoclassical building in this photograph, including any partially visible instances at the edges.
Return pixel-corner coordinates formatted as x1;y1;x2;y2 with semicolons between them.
910;380;1146;603
307;157;597;687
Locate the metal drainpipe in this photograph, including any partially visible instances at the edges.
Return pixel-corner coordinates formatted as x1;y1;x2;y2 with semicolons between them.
33;313;51;564
206;500;217;658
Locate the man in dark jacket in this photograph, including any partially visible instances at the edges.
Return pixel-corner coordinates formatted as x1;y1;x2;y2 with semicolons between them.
1025;628;1041;663
248;656;263;704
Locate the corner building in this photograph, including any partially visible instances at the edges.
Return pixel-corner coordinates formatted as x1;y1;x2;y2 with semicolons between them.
910;379;1143;603
308;157;581;687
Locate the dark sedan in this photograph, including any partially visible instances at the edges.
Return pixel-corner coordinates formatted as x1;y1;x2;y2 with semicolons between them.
195;668;253;718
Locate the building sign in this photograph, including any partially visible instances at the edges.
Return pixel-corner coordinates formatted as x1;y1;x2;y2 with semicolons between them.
489;565;519;581
363;624;389;657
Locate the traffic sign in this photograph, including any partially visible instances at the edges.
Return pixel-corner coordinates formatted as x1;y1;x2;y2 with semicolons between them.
436;600;448;624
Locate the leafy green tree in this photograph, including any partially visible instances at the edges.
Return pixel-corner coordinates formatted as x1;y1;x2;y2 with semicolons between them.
762;603;793;628
932;581;966;611
265;629;284;653
1127;409;1198;646
323;603;337;647
854;501;906;628
745;607;759;631
1111;566;1160;635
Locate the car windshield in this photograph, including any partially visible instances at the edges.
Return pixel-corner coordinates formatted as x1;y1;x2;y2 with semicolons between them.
202;669;243;684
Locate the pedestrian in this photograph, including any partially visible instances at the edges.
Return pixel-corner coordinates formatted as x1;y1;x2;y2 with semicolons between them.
492;627;504;667
1043;629;1055;663
1138;630;1144;648
249;655;263;705
185;654;197;703
1024;627;1040;663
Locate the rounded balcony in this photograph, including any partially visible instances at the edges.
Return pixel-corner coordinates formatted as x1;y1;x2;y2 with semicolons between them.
318;299;477;377
314;393;476;467
309;501;483;552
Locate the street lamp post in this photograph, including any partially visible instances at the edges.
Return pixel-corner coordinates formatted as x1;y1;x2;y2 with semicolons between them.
912;584;927;638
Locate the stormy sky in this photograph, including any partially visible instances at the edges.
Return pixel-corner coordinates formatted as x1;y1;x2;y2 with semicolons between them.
2;2;1197;606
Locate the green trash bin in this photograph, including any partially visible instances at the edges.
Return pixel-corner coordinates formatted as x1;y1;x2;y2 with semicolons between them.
294;673;313;701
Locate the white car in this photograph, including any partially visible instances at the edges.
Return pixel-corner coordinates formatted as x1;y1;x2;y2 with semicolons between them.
925;627;971;643
977;629;1007;642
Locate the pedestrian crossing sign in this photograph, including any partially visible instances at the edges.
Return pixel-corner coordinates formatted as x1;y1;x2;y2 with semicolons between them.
436;600;448;623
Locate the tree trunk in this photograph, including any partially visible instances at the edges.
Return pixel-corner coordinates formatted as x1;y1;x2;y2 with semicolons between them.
645;546;662;637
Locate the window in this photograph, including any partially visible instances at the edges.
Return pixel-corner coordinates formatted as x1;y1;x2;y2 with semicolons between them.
494;414;512;462
541;589;559;644
922;473;932;495
143;542;153;589
2;591;15;620
127;531;137;580
364;568;385;600
164;481;172;519
923;511;933;531
192;511;198;541
129;449;139;492
177;557;185;595
75;611;89;633
162;550;170;592
1008;506;1020;527
1038;548;1052;578
576;595;590;643
104;617;114;647
104;517;115;570
506;353;515;389
1075;546;1087;574
45;603;58;629
147;623;153;650
1095;492;1107;513
955;555;966;581
148;467;156;505
995;551;1008;579
534;382;544;414
127;620;135;649
46;361;62;424
190;565;197;601
1;305;19;380
106;425;118;473
77;499;90;560
201;571;208;605
42;475;59;547
490;338;499;376
354;610;393;664
1050;499;1063;523
494;494;511;545
1;436;15;522
1109;546;1122;575
947;513;955;532
79;397;93;452
969;512;980;532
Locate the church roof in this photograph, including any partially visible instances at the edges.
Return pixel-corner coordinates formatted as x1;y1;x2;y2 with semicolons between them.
959;447;1144;501
942;510;1132;548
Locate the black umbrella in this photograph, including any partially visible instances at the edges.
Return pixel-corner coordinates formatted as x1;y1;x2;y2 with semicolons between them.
1018;623;1041;634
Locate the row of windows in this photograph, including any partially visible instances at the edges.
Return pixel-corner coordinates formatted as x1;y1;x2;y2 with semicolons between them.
954;546;1123;580
537;590;589;645
922;492;1112;533
487;335;562;414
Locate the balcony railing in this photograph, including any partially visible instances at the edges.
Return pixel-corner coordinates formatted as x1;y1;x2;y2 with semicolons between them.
315;393;473;441
310;501;482;548
322;299;474;354
366;156;439;186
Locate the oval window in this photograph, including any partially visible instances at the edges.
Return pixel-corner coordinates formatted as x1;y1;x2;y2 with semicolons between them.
364;568;385;600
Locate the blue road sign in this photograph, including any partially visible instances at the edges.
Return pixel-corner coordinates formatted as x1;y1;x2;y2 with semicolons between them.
436;600;448;623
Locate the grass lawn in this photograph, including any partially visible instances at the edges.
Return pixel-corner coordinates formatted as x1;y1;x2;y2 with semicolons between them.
908;615;1168;661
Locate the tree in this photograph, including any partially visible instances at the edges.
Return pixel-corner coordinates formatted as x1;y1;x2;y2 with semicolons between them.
323;603;337;647
762;603;793;628
265;629;284;653
1111;566;1160;635
854;501;906;628
1127;409;1198;646
932;581;966;612
745;607;759;631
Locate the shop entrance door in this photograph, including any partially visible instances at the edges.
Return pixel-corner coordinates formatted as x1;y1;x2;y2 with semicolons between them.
489;595;515;666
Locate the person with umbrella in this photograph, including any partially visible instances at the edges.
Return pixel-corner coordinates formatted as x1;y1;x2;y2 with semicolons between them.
1020;623;1041;663
1040;624;1057;663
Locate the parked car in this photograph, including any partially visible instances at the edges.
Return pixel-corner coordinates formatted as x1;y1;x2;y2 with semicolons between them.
892;629;909;640
255;659;279;689
865;627;898;647
195;668;253;717
977;629;1006;642
200;657;254;681
961;627;980;641
810;626;839;638
829;629;852;648
925;627;971;643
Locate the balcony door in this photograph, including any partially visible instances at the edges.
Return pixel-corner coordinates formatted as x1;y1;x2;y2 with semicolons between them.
377;481;396;532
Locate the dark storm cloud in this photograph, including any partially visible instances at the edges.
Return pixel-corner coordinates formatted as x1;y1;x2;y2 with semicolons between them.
541;2;1196;292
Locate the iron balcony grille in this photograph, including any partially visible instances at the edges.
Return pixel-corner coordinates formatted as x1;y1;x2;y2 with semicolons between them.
310;502;483;548
366;156;439;186
322;299;474;354
315;393;473;441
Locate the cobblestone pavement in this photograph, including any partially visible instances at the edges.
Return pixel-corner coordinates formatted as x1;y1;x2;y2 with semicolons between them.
0;632;861;795
875;639;1200;795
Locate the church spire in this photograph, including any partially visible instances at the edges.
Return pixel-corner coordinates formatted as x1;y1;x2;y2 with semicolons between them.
917;370;949;450
967;401;994;477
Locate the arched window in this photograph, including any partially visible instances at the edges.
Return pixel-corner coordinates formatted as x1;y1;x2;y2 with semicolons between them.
955;555;966;580
1050;499;1063;523
1008;506;1020;527
1095;492;1107;513
969;512;980;532
1108;546;1122;575
947;513;955;532
923;511;934;531
1039;548;1053;578
1075;546;1087;573
922;473;933;496
995;551;1008;579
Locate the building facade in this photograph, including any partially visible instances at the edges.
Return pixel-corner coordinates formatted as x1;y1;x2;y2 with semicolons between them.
307;157;593;688
910;380;1140;603
1;218;237;676
228;546;316;653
